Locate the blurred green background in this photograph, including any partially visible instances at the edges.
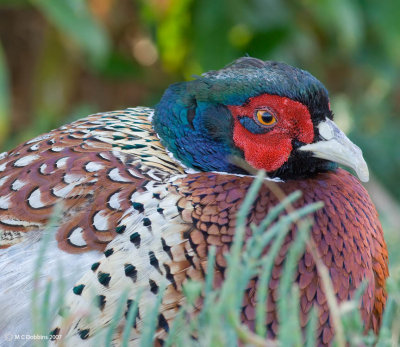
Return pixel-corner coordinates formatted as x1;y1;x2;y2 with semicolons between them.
0;0;399;256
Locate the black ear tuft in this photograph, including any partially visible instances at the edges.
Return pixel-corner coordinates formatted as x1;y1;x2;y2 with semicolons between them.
228;56;267;69
217;56;267;71
186;99;197;130
200;104;234;142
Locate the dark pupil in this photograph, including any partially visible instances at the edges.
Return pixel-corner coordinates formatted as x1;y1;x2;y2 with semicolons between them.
261;112;273;123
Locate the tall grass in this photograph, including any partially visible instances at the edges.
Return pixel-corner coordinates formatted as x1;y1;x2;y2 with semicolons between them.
32;172;400;346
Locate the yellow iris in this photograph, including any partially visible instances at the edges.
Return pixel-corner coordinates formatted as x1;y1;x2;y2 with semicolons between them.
256;110;277;126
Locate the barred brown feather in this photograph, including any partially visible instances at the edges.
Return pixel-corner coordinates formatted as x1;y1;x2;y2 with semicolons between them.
0;104;388;346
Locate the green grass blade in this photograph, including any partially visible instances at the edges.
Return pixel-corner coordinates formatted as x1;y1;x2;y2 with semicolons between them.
305;305;318;347
278;220;311;345
164;310;185;347
105;289;130;346
140;283;166;347
122;290;142;347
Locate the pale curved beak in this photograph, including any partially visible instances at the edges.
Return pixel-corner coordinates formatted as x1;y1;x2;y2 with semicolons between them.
299;118;369;182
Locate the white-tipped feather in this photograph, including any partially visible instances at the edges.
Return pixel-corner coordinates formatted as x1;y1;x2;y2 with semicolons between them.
0;194;11;209
50;177;190;344
14;155;40;167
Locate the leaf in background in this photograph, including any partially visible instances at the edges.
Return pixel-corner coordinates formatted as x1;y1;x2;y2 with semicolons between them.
30;0;110;69
0;0;29;6
365;0;400;66
192;0;236;70
100;52;141;79
302;0;364;54
138;0;193;74
0;42;10;148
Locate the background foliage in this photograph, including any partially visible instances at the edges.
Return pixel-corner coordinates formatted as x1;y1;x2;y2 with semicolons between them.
1;0;400;189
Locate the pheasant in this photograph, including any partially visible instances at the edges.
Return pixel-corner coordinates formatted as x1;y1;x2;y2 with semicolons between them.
0;57;388;345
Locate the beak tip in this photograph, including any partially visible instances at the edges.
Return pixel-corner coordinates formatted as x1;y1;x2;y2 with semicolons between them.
358;172;369;183
356;164;369;183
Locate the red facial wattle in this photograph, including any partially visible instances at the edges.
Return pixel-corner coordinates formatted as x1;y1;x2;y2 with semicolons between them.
228;93;315;172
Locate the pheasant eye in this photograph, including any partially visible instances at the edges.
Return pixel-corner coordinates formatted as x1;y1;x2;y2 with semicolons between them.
255;109;277;126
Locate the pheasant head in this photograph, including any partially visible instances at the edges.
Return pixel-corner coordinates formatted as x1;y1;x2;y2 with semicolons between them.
153;57;368;182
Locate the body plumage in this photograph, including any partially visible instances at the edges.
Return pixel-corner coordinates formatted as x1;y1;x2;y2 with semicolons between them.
0;58;388;346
